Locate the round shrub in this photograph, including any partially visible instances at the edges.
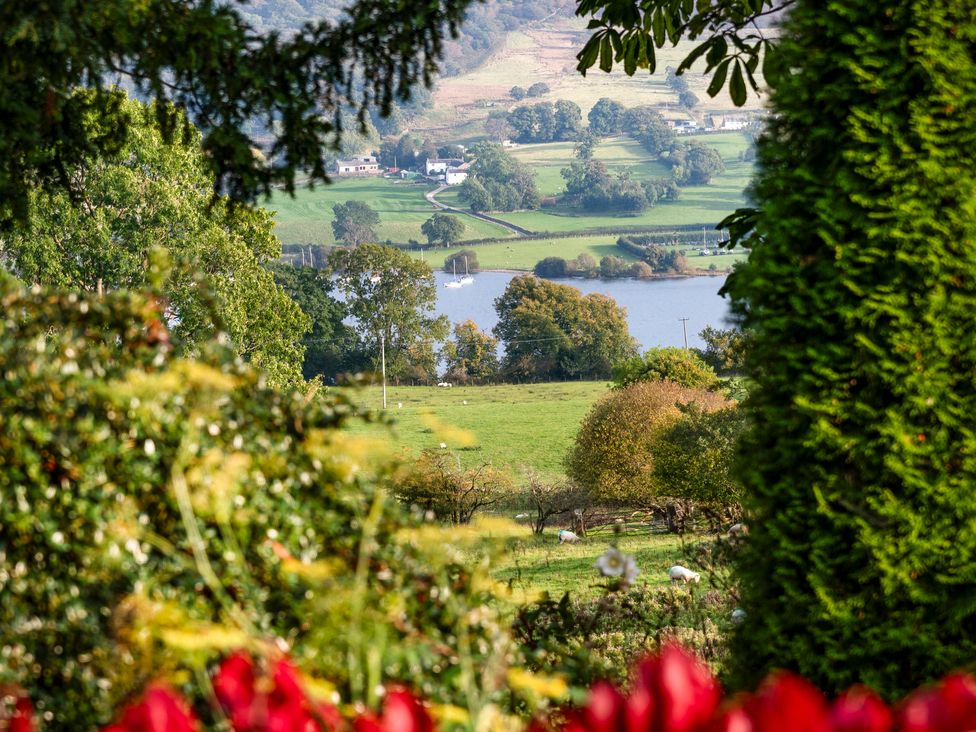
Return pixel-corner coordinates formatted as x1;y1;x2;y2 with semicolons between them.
612;347;719;389
567;381;729;505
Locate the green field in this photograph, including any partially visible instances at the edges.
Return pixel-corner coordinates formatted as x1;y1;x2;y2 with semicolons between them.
493;528;708;601
415;236;745;272
340;381;610;479
267;177;514;246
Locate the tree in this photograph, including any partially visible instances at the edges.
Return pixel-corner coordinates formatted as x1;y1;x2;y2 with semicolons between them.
624;107;676;155
679;90;700;109
695;325;748;376
534;257;571;279
600;255;629;278
526;82;551;97
422;213;466;247
554;100;584;141
720;0;976;696
588;97;626;136
396;450;511;523
0;0;480;226
485;113;515;142
523;472;591;535
494;275;638;380
331;201;380;245
611;347;719;389
458;176;494;211
568;381;730;506
267;262;366;381
676;141;725;185
510;86;527;100
459;142;540;212
442;320;499;382
444;249;481;275
652;404;747;512
328;243;448;382
0;93;308;387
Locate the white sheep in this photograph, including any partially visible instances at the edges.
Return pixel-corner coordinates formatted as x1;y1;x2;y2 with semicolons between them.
514;513;531;522
668;565;700;584
557;529;581;544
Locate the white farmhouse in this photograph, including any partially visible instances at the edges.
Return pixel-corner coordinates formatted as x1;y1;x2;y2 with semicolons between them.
445;161;471;186
425;157;463;176
336;155;381;176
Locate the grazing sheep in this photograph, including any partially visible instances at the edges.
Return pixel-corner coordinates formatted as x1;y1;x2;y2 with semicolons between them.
668;565;701;584
727;523;749;537
558;529;581;544
514;513;531;522
436;381;453;388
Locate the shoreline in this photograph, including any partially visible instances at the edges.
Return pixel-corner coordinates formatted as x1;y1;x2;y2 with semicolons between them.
445;268;733;280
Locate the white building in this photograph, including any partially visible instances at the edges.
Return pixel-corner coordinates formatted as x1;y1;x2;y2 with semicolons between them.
445;162;471;186
673;119;698;134
336;156;380;176
425;157;464;176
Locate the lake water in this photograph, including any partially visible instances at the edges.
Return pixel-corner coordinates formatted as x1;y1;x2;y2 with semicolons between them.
433;271;734;350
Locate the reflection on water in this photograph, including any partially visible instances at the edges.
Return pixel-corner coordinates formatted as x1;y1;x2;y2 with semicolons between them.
433;271;733;350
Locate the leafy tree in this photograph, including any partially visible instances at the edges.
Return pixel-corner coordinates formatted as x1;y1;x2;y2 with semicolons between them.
588;97;627;136
600;255;630;278
0;93;307;386
0;0;480;225
625;107;676;155
695;325;749;375
630;261;654;279
568;381;730;505
679;90;700;109
573;252;598;276
674;141;725;185
459;142;540;212
526;82;551;97
554;100;584;141
722;0;976;696
494;274;638;379
508;101;582;143
652;404;747;510
574;130;599;160
484;113;515;142
643;247;689;274
422;213;466;247
444;249;481;275
378;134;418;169
331;201;380;245
510;85;527;100
396;450;511;523
611;347;719;390
442;320;499;382
267;262;366;381
328;243;448;382
576;0;778;106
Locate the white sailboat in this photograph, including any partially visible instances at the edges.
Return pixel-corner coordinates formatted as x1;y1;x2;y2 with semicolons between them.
445;259;463;288
458;255;474;286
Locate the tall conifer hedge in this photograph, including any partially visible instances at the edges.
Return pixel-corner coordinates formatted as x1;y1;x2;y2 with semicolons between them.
727;0;976;697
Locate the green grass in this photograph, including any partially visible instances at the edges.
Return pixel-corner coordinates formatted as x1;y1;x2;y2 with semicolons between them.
267;177;514;245
415;236;745;272
493;527;709;601
339;381;610;479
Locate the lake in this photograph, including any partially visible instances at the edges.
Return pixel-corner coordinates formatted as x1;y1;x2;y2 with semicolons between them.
433;271;734;350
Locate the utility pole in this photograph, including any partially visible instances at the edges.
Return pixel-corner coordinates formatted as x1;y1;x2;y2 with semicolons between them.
679;317;690;349
380;332;387;410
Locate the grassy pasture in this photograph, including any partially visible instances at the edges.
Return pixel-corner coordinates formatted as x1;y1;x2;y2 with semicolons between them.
493;528;709;601
340;381;610;479
267;177;514;246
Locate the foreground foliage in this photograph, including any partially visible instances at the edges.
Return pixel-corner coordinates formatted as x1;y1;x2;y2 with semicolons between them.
725;0;976;696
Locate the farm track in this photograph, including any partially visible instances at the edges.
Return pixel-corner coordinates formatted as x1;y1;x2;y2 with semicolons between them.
425;185;533;237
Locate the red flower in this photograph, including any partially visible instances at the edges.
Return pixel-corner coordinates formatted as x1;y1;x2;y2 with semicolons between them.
101;684;199;732
354;688;433;732
9;695;36;732
581;681;627;732
700;706;753;732
745;672;829;732
829;687;892;732
631;643;722;732
899;673;976;732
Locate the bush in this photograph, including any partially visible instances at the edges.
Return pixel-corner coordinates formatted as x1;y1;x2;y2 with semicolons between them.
443;248;480;274
567;381;729;505
725;0;976;697
612;347;719;389
395;450;511;523
652;404;747;512
0;281;506;728
534;256;571;278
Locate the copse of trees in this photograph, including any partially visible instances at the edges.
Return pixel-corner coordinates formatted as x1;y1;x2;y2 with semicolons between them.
441;320;499;383
664;140;726;185
623;106;676;154
458;142;540;212
616;236;689;274
507;100;584;143
526;81;551;97
493;274;638;380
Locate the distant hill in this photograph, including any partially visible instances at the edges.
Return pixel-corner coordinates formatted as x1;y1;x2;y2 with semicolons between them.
236;0;576;78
